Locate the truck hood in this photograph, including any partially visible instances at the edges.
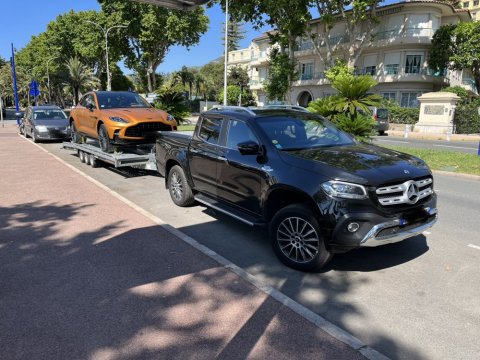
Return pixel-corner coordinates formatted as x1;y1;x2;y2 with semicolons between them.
102;108;168;122
279;143;431;186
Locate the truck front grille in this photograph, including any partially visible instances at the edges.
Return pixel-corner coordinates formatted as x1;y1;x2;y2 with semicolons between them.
125;122;172;137
376;177;433;206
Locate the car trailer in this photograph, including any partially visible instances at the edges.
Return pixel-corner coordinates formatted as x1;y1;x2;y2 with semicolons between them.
63;141;157;171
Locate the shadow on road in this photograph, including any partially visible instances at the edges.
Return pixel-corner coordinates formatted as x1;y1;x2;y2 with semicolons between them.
0;200;371;360
177;210;428;360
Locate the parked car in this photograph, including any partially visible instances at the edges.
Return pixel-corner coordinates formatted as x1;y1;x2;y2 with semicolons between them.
359;107;390;135
21;105;70;142
69;91;177;152
155;107;437;271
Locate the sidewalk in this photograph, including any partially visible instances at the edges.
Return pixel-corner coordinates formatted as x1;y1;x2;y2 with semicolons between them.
0;123;372;359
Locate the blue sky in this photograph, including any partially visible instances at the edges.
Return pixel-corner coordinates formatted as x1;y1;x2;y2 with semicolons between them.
1;1;399;73
0;0;267;73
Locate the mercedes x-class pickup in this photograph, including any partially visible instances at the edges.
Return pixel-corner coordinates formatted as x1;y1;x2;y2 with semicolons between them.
155;107;438;271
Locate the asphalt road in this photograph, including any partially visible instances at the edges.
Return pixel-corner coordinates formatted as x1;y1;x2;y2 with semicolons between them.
373;135;480;154
39;140;480;360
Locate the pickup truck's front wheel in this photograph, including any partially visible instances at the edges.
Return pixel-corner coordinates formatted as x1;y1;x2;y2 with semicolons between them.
168;165;195;207
270;204;332;272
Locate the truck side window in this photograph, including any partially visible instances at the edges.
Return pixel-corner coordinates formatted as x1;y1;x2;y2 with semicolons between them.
199;116;222;145
226;120;257;149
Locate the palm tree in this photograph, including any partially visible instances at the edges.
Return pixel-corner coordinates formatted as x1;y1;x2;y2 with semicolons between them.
65;57;100;105
329;75;383;119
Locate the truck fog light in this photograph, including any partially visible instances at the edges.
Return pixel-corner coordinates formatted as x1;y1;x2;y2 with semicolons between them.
347;222;360;233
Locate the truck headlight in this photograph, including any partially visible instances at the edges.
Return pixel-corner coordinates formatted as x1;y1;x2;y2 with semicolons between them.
35;125;48;132
321;181;368;200
109;116;129;123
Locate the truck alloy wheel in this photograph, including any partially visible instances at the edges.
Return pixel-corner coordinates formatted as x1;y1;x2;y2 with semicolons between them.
168;165;194;207
270;204;332;271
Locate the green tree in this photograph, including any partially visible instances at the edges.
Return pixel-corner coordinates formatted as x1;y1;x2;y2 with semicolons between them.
264;47;297;102
429;22;480;92
155;79;190;122
222;19;247;51
199;59;225;100
310;1;383;69
99;0;209;92
218;84;255;106
227;65;250;88
65;57;100;104
226;0;311;102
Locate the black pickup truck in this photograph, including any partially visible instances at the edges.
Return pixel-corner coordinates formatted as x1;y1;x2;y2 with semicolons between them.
155;107;437;271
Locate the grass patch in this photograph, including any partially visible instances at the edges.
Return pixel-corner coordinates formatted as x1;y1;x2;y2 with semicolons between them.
384;146;480;176
177;124;196;131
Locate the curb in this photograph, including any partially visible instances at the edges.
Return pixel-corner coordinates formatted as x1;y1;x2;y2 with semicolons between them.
22;134;390;360
432;170;480;181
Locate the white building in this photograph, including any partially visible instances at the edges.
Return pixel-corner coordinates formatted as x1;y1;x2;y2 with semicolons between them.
228;1;475;107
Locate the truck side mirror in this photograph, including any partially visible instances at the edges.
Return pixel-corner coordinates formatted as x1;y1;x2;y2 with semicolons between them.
238;141;261;155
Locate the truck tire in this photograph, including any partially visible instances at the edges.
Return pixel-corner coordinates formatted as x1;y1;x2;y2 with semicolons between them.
270;204;332;272
71;121;81;144
98;124;112;153
168;165;194;207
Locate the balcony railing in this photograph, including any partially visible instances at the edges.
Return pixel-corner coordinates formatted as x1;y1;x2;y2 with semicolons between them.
373;27;434;41
298;72;326;81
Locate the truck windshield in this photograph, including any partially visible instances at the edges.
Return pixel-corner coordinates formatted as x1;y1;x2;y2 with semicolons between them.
257;115;355;150
96;92;151;109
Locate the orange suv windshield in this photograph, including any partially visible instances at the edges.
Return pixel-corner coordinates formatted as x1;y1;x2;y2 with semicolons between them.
96;92;151;109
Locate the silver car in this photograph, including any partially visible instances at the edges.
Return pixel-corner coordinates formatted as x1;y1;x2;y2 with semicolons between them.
21;106;70;142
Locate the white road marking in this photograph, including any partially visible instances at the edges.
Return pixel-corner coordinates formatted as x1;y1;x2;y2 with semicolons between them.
376;139;410;144
468;244;480;251
433;144;476;151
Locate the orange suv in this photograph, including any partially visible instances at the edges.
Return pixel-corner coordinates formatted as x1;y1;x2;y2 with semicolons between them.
70;91;177;152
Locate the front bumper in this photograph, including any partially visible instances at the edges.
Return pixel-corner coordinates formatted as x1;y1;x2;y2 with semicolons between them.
360;207;437;247
327;195;437;253
35;129;70;140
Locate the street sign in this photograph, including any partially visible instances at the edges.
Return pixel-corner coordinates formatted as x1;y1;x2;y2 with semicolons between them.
29;80;40;97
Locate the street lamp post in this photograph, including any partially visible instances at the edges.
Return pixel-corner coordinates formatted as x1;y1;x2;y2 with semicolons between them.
86;21;127;91
223;0;228;106
46;56;58;104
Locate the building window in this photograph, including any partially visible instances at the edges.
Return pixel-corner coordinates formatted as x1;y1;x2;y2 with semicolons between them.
474;0;479;5
463;1;469;8
405;55;422;74
301;63;314;80
382;92;397;102
385;64;399;75
400;92;421;108
365;66;377;76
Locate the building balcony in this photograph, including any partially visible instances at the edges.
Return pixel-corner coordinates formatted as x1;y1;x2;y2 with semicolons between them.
248;79;265;90
371;28;434;46
375;67;448;85
293;72;329;86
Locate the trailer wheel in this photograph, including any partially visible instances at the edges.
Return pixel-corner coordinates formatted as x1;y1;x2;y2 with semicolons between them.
79;150;86;163
98;124;112;153
168;165;194;207
89;154;99;168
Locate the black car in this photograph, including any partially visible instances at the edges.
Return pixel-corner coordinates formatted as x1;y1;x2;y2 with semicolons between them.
155;107;437;271
21;106;70;142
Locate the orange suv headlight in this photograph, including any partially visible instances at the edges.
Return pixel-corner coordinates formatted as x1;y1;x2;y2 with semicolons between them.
109;116;129;123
